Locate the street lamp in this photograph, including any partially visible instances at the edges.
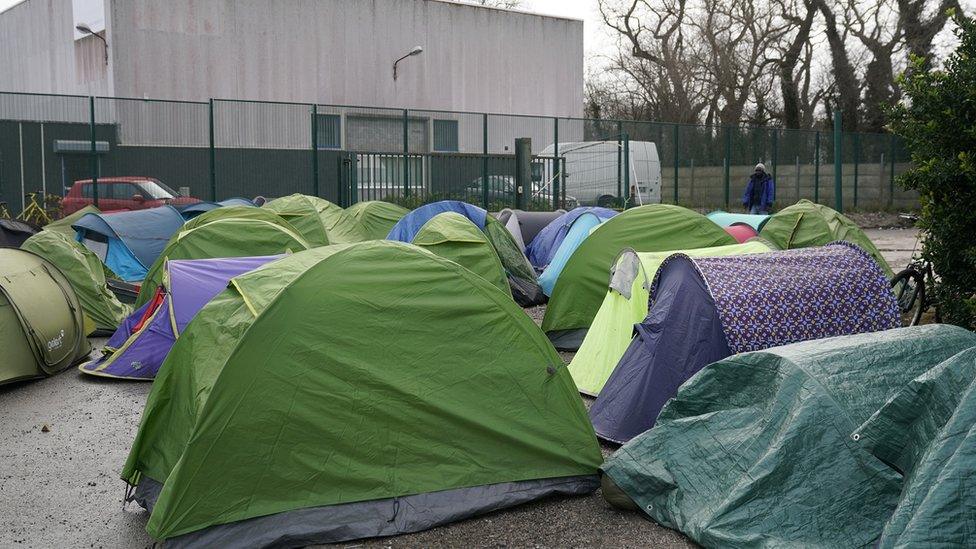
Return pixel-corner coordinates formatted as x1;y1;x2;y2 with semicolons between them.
393;46;423;81
76;23;108;66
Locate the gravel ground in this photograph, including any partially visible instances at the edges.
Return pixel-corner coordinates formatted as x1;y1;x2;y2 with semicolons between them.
0;228;919;548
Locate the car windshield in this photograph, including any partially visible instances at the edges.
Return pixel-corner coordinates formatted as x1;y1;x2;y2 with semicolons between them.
136;180;179;199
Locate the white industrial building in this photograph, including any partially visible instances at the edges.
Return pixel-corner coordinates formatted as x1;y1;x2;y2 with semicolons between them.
0;0;584;118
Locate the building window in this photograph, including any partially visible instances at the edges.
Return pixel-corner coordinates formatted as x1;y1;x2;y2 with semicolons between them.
316;114;342;149
433;120;459;152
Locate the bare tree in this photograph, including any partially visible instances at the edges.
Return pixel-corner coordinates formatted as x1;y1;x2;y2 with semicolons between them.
769;0;819;128
810;0;861;130
843;0;903;131
899;0;962;65
598;0;713;123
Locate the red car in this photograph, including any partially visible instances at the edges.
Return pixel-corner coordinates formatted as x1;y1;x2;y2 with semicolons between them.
62;177;201;214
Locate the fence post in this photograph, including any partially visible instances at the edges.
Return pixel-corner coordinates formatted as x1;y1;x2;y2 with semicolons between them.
89;96;98;208
616;121;623;202
402;109;409;198
553;117;560;210
814;130;821;203
672;123;679;205
889;134;896;208
771;128;779;186
723;126;731;209
482;113;489;210
833;109;843;213
208;99;216;201
514;137;531;210
623;132;631;207
311;104;319;199
853;133;860;209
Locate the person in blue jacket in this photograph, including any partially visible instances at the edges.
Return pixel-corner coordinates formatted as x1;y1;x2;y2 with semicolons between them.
742;163;775;214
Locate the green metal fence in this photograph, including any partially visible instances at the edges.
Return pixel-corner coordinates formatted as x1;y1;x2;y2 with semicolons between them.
0;90;916;217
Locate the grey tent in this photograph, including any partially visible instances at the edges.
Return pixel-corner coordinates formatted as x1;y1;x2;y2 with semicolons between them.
0;248;91;385
495;209;565;252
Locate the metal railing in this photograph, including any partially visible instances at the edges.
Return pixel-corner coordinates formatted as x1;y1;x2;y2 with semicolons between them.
0;90;916;215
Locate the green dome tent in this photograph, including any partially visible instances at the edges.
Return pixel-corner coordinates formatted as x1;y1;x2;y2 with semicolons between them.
411;212;509;293
20;230;131;335
264;193;369;245
569;240;774;396
44;205;100;238
346;200;409;239
0;248;91;385
134;207;309;307
122;241;602;546
760;199;892;275
541;204;737;349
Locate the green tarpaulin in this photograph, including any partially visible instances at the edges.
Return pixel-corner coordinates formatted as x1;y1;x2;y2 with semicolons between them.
542;205;736;348
134;207;309;307
264;193;369;245
346;200;409;240
855;345;976;547
570;240;773;396
20;230;130;334
412;212;509;293
602;325;976;548
123;241;601;543
759;199;892;275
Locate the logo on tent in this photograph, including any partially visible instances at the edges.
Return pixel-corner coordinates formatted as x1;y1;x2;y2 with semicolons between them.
47;330;66;351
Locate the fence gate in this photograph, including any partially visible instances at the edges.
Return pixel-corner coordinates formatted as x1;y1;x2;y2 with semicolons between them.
336;151;358;207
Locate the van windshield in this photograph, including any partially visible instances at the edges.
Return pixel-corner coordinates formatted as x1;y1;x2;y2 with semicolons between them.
137;180;179;199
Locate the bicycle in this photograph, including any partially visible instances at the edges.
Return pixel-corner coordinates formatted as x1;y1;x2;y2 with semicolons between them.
17;191;53;226
889;213;940;326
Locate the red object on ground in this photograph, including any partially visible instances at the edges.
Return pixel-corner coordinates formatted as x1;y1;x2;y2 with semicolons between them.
723;223;759;243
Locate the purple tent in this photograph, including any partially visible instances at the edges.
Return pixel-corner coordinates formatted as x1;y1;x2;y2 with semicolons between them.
525;207;617;269
589;242;901;444
79;255;280;380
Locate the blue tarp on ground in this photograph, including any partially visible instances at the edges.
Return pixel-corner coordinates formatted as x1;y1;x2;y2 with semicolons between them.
72;206;184;281
538;212;605;296
526;207;617;269
386;201;488;242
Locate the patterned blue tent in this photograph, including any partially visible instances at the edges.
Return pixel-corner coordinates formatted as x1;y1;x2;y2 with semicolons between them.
590;242;900;443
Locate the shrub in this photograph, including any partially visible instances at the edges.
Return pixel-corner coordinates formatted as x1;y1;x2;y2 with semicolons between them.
888;12;976;328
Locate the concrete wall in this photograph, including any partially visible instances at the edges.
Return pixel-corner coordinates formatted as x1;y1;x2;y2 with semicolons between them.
0;0;112;96
107;0;584;117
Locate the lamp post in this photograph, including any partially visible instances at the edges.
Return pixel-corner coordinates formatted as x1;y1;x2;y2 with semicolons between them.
76;23;108;66
393;46;423;80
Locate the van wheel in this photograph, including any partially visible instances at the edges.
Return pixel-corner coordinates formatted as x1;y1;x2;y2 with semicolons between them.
597;195;617;208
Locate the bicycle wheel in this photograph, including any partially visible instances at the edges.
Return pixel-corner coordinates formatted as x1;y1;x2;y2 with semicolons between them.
891;268;926;326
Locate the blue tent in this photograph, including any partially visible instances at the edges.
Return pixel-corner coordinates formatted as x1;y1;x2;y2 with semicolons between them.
537;212;605;296
73;206;184;282
178;198;256;220
525;207;617;269
706;210;770;232
386;201;487;242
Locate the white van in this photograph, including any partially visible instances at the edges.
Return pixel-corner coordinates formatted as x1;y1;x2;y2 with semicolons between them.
539;141;661;206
